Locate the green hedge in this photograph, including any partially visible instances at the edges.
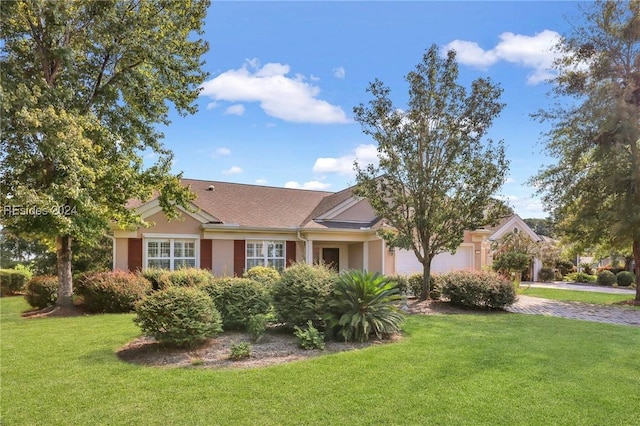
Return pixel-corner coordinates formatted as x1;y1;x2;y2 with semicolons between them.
200;277;271;330
0;268;32;296
441;270;516;309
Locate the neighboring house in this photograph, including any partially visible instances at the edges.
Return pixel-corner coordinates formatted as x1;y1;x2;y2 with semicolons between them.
483;214;544;281
111;179;540;278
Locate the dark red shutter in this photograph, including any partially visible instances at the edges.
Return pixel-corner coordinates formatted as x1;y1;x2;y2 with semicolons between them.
128;238;143;272
233;240;245;277
200;239;212;270
286;241;297;267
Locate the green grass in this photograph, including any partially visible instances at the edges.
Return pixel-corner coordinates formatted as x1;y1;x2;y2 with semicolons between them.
2;296;640;425
518;286;637;306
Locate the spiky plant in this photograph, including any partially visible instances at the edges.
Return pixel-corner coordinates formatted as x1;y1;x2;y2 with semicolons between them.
326;270;405;342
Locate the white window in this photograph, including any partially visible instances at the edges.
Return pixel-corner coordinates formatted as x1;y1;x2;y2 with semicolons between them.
246;240;285;271
146;238;197;270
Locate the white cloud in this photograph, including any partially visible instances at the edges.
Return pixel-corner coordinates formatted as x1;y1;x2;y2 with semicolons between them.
224;104;245;116
284;180;332;190
212;147;231;159
222;166;243;175
312;144;379;176
255;179;268;185
443;30;561;84
333;66;346;79
206;101;218;110
504;177;516;184
499;194;546;218
200;59;349;124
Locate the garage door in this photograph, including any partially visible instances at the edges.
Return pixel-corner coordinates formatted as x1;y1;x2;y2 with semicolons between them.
395;246;474;275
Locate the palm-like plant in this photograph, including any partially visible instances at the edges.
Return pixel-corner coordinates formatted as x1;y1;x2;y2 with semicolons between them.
326;270;405;342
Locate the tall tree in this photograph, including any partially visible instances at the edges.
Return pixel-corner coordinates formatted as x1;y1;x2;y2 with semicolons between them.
354;45;510;300
531;0;640;303
0;0;209;310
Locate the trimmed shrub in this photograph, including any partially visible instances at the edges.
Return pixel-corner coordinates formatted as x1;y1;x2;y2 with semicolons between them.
247;313;270;342
441;270;516;309
0;268;32;296
140;267;167;291
616;271;636;287
538;267;555;282
294;321;325;350
271;262;337;328
229;342;252;360
244;266;280;287
387;275;409;296
326;270;404;342
564;272;596;283
156;268;214;290
555;259;575;277
25;275;58;309
596;270;617;286
75;271;151;313
405;273;443;299
134;287;222;347
199;277;270;330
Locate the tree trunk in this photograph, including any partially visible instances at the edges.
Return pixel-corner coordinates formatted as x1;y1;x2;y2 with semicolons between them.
56;235;74;308
421;259;432;301
634;239;640;304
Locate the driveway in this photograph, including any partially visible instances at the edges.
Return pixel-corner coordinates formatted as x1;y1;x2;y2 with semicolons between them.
509;282;639;327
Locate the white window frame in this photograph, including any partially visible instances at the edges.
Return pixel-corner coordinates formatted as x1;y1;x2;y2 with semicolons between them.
246;240;286;271
142;233;200;270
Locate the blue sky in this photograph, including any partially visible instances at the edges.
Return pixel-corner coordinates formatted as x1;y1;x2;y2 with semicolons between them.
157;1;585;219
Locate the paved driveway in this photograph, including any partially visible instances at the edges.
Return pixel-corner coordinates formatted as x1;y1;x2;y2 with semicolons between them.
509;283;640;327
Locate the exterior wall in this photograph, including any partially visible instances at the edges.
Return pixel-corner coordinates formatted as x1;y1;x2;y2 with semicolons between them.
368;239;383;274
385;245;396;276
211;239;234;276
138;210;203;237
348;243;363;270
332;199;377;222
115;238;129;271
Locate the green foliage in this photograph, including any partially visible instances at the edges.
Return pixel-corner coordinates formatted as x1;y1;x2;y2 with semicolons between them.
580;263;594;275
156;268;214;290
523;218;555;238
616;271;636;287
538;267;555;282
441;270;516;309
247;314;271;342
200;277;271;330
229;342;252;360
294;321;325;350
0;268;32;296
596;270;617;287
493;251;531;274
134;287;222;347
326;270;404;343
75;271;151;313
271;263;337;328
140;268;168;291
0;0;209;307
555;259;576;277
24;275;58;309
563;272;596;283
244;266;281;287
352;44;509;300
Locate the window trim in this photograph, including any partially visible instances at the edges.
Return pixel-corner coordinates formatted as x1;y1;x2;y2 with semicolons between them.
245;239;286;271
142;234;200;270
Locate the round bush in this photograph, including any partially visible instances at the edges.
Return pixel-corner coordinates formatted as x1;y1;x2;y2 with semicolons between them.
75;271;151;313
140;267;168;291
134;287;222;347
538;267;555;282
200;277;271;330
244;266;280;287
155;268;214;290
441;270;516;309
596;270;616;286
271;263;337;328
616;271;636;287
25;275;58;309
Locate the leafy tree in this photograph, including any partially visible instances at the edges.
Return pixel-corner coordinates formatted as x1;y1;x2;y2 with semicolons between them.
354;45;509;300
0;0;209;310
523;218;555;238
491;231;535;285
530;0;640;303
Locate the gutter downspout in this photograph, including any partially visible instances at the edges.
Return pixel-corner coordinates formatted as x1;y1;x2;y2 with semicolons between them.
297;230;309;264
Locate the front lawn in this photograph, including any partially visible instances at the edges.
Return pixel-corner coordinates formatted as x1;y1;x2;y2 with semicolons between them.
518;287;637;306
2;296;639;425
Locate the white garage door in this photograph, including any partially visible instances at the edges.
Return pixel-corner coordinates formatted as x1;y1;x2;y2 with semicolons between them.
395;246;474;275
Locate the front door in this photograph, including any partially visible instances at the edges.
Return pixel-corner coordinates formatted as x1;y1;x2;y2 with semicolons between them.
322;248;340;271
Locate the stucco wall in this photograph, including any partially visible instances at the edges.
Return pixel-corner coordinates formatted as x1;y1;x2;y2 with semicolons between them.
115;238;128;271
332;199;377;222
368;239;383;274
138;210;203;237
348;243;363;270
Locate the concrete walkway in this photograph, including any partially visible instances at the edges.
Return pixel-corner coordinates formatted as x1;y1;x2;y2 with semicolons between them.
508;283;640;327
522;281;636;294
